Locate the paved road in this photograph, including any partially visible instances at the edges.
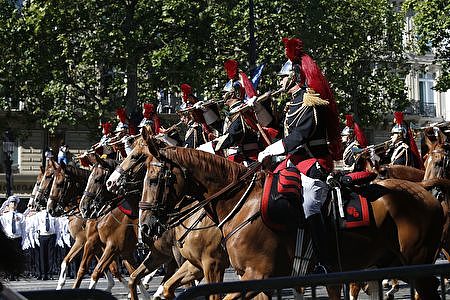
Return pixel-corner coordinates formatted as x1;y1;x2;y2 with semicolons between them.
4;267;450;299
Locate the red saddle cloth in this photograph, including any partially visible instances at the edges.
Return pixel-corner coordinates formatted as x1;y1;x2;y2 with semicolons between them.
118;199;139;219
261;167;303;231
339;193;370;229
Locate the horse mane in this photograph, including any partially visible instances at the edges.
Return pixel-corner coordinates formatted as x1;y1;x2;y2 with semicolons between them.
162;147;247;183
65;164;91;181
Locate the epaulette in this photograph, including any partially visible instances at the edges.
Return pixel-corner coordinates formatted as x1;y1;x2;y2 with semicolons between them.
302;88;329;107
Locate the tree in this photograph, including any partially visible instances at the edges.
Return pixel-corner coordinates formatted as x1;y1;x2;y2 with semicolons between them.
0;0;410;131
404;0;450;92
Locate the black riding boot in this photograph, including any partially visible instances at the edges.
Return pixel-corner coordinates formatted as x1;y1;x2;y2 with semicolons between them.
306;213;334;274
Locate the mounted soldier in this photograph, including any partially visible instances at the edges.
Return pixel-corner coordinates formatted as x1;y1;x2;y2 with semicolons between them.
138;103;161;134
383;111;423;169
111;107;132;158
179;83;219;142
212;59;261;165
257;37;342;273
180;83;222;137
341;114;367;171
178;107;208;149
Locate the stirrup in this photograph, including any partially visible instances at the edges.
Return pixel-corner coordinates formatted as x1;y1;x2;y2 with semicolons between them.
312;263;330;274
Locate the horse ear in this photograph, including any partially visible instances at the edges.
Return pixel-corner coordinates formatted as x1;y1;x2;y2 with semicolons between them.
147;137;162;160
40;165;45;174
51;158;58;169
94;152;110;169
142;125;151;142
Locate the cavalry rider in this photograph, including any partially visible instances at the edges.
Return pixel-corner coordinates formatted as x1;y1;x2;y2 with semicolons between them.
180;83;220;141
258;37;342;273
112;107;133;157
179;108;208;148
341;114;367;171
138;103;161;134
213;59;262;165
383;111;423;168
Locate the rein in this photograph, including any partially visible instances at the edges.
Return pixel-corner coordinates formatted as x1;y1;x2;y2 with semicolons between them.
165;162;261;229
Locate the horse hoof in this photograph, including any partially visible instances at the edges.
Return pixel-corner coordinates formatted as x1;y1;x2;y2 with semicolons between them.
384;294;395;300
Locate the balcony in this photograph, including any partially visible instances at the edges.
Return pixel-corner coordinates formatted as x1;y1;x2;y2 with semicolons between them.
404;101;436;117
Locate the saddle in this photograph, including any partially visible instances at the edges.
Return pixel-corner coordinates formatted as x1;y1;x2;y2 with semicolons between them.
261;169;380;231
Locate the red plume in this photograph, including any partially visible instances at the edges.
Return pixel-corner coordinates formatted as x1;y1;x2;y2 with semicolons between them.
180;84;192;102
354;122;368;148
394;111;404;125
239;71;256;99
101;122;112;135
407;127;424;169
301;53;342;160
345;115;354;128
116;108;127;123
224;59;238;80
282;37;303;63
143;103;154;119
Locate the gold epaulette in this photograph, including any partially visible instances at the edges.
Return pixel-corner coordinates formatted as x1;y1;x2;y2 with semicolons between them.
302;88;329;107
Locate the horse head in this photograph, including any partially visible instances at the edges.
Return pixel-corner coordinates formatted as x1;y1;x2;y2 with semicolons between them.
47;162;89;217
35;159;58;210
106;130;150;194
423;127;449;180
79;155;118;219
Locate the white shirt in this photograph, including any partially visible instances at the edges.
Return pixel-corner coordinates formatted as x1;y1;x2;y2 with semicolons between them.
33;210;59;236
0;210;25;240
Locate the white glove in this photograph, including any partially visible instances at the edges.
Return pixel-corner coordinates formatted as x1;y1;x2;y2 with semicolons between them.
258;140;286;162
246;96;257;107
193;101;204;109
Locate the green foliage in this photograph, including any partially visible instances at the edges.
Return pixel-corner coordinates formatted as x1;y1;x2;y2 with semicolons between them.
404;0;450;91
0;0;409;131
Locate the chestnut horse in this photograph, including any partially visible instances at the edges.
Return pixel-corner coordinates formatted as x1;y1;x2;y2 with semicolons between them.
44;160;125;291
106;134;229;300
140;130;445;299
76;157;149;296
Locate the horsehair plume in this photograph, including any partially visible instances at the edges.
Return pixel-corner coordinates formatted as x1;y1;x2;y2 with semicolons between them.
394;111;404;125
354;121;368;148
224;59;239;79
239;71;256;98
301;53;342;160
282;37;303;63
101;122;112;134
143;103;154;119
345;115;354;127
116;107;127;123
181;83;192;102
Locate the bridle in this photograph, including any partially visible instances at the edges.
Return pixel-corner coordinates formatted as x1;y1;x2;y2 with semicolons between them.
49;169;86;217
113;153;146;195
139;160;180;222
428;146;450;180
36;172;55;208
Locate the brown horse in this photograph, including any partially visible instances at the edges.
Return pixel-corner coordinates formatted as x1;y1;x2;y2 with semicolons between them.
106;134;229;300
140;129;445;299
45;160;125;291
77;156;149;296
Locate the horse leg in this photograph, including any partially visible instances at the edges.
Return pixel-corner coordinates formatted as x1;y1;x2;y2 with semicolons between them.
89;245;118;290
385;279;399;299
349;282;362;300
72;241;97;288
57;238;84;290
129;262;151;300
123;257;151;300
163;260;203;299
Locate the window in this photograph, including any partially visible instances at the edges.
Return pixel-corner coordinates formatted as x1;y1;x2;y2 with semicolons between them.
419;72;436;117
